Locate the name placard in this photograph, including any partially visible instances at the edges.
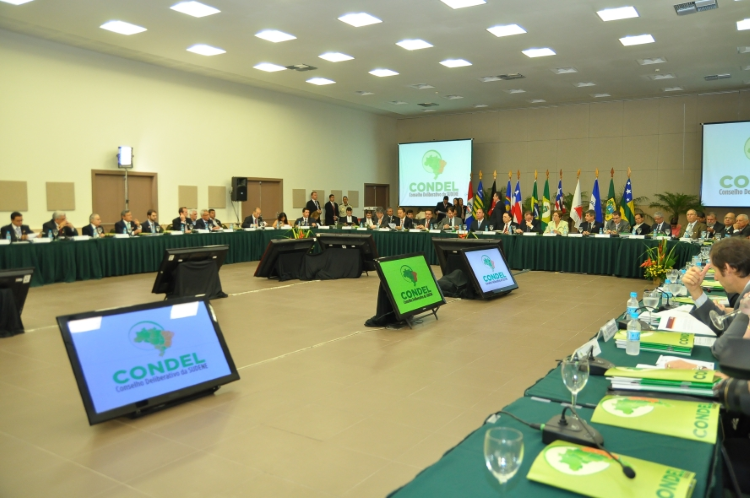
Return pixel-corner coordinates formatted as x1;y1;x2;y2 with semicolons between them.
598;318;618;342
543;232;557;237
594;233;610;238
568;233;583;238
522;232;537;236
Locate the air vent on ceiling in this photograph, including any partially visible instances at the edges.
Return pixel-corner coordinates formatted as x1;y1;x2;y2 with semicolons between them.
704;73;731;80
409;83;435;90
478;73;525;82
674;0;717;15
418;103;439;107
285;64;317;72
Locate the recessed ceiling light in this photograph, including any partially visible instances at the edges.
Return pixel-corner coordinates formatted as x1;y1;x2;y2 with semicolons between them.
619;34;655;46
388;101;408;105
408;83;435;90
591;93;611;98
444;95;464;99
255;29;296;43
170;1;220;18
574;82;596;87
486;24;527;37
637;57;667;65
355;91;374;96
738;19;750;30
647;73;675;80
307;77;335;85
338;13;382;27
440;59;472;68
475;104;488;108
441;0;485;8
663;86;684;92
551;67;577;74
522;48;556;58
504;89;526;94
0;0;34;5
396;39;433;50
370;69;399;77
529;99;547;103
186;44;225;56
253;63;287;72
318;52;354;62
597;6;639;21
100;21;147;35
740;47;750;54
743;65;750;71
423;109;436;113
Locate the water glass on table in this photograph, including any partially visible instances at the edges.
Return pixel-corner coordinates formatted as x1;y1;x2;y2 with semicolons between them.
561;354;589;410
484;427;524;492
643;290;660;325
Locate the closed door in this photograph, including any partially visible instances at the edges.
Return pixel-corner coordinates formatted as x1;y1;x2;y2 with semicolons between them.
364;184;390;209
242;179;283;222
92;171;158;232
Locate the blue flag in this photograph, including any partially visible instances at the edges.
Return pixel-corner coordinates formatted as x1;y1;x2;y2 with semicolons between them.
589;178;602;223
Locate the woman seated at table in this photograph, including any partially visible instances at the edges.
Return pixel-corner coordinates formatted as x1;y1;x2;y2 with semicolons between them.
271;212;289;229
670;215;681;238
544;210;569;235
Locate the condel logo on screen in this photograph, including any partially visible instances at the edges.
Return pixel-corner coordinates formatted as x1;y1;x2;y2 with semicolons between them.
718;137;750;195
409;150;458;195
111;321;206;389
481;255;508;283
399;265;434;304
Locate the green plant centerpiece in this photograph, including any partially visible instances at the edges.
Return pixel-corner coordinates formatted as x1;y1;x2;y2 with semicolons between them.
640;239;678;284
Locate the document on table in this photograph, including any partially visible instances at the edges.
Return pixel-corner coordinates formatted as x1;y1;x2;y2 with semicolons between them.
658;314;716;336
694;336;717;347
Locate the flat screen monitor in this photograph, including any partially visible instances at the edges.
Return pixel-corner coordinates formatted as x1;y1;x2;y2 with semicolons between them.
430;238;506;276
460;246;518;299
254;238;316;278
701;120;750;207
317;233;379;271
399;139;472;205
374;252;446;320
57;298;239;425
0;267;34;315
152;245;228;295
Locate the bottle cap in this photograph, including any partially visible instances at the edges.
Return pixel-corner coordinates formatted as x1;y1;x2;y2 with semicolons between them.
630;292;637;297
665;279;671;284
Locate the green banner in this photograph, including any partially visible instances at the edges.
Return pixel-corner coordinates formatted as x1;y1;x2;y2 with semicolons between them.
591;395;720;444
378;255;442;316
527;440;696;498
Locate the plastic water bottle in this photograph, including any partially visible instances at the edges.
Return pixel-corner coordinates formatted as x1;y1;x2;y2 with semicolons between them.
48;229;53;239
123;226;127;235
626;311;641;355
181;223;185;233
5;231;10;241
599;227;603;234
627;292;639;317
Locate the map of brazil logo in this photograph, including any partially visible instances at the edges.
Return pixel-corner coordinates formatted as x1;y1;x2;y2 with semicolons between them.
400;265;418;286
482;255;495;271
601;397;669;418
544;446;614;476
129;321;174;357
745;137;750;161
422;150;447;179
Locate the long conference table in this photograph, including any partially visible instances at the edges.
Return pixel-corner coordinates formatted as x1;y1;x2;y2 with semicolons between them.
0;228;701;287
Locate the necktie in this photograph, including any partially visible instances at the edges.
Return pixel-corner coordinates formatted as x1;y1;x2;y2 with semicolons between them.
15;226;21;239
504;224;509;233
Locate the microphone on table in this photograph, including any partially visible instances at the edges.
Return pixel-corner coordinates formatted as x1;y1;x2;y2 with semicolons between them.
567;405;636;479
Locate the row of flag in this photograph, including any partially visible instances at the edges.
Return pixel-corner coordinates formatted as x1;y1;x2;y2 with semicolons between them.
464;171;635;230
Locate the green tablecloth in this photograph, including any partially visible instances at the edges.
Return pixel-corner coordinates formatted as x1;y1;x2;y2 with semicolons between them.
389;396;718;498
0;230;701;287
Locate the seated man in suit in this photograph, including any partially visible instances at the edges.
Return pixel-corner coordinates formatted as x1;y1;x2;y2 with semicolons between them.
142;210;163;233
189;209;199;226
515;211;541;234
295;208;317;228
729;214;750;238
361;210;376;228
242;207;263;228
172;207;192;232
678;209;707;239
194;209;222;231
383;207;397;226
208;209;222;227
435;196;451;222
416;209;437;230
470;208;489;232
341;207;358;226
442;207;463;230
682;238;750;359
721;213;736;237
631;213;651;235
114;210;142;235
604;211;631;234
498;212;518;234
579;210;603;235
651;211;669;236
705;212;724;238
81;213;105;237
325;194;339;226
395;207;413;229
42;211;78;238
1;212;33;241
373;208;387;228
305;191;322;222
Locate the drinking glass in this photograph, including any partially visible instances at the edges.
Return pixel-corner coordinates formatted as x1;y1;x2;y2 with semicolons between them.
700;231;707;240
692;255;701;266
462;224;467;231
643;290;660;325
701;247;710;262
667;269;679;283
489;225;494;231
484;427;524;489
561;355;589;410
710;294;750;331
715;233;722;241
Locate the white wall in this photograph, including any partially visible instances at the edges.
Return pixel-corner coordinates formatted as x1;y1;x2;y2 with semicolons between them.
0;29;397;228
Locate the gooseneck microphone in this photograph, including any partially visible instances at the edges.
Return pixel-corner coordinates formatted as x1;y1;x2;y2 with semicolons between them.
567;406;636;479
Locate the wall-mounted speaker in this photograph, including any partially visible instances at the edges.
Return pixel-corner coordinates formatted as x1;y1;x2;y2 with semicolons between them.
231;177;247;201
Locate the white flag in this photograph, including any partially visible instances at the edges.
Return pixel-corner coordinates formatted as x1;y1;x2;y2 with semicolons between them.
571;179;583;229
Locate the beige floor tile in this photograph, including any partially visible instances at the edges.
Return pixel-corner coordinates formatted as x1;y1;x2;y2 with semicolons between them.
0;460;119;498
216;473;334;498
410;381;495;409
393;431;466;468
327;417;433;460
342;462;421;498
265;402;368;440
375;397;466;432
145;408;258;450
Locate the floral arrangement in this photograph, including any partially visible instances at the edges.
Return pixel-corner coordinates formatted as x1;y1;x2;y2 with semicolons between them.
287;227;313;239
457;232;478;240
640;239;677;281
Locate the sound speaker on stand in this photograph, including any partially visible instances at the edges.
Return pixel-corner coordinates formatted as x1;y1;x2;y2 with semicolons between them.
231;177;247;202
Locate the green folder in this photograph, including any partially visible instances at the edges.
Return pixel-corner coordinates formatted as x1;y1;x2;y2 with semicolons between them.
604;367;715;384
527;440;697;498
701;280;723;289
591;395;720;444
614;331;694;349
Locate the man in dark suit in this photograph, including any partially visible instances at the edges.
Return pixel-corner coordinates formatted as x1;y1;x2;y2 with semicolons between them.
498;212;518;234
42;211;78;238
579;210;603;235
142;210;163;233
395;207;413;229
435;196;451;222
194;210;221;231
0;212;33;241
727;214;750;238
488;193;505;229
678;209;707;239
383;208;397;226
373;208;388;228
305;191;322;222
81;213;105;237
172;207;192;232
631;213;651;235
470;208;490;232
208;209;222;227
340;207;358;226
325;194;339;226
720;213;736;237
242;207;263;228
515;211;541;233
442;207;463;230
705;212;724;238
114;210;142;235
651;212;669;236
295;208;317;228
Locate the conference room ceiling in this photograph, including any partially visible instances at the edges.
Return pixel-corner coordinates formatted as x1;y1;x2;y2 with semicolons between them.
1;0;749;117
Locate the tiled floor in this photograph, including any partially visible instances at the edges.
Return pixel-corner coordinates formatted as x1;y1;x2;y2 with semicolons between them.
0;263;642;497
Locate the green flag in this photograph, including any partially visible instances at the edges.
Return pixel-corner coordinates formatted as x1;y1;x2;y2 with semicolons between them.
531;178;539;221
541;178;551;230
605;177;616;222
620;177;635;226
